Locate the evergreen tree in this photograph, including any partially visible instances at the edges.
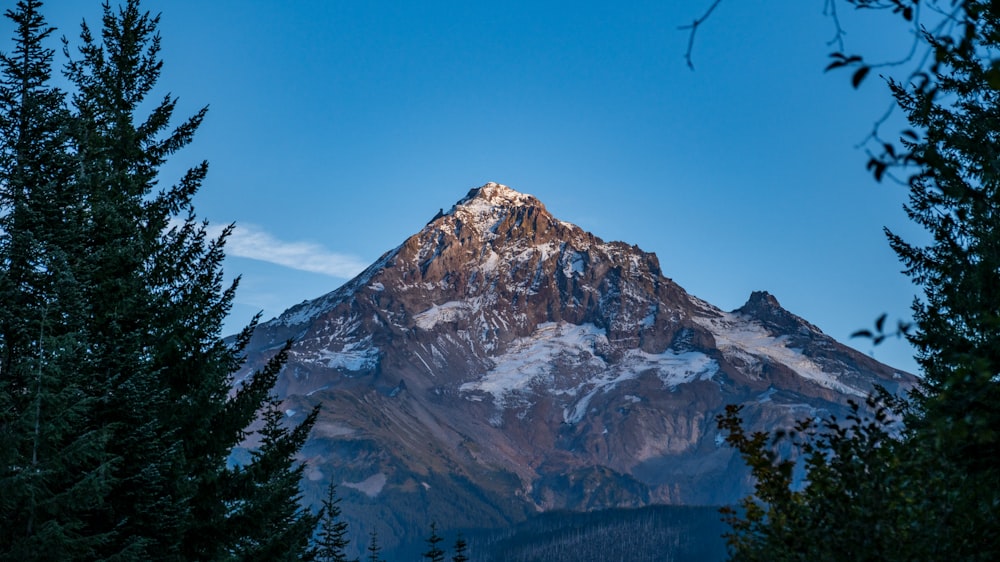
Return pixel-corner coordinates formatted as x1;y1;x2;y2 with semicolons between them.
365;530;384;562
0;1;114;559
229;394;320;561
719;1;1000;560
452;533;469;562
882;0;1000;473
878;1;1000;555
316;482;352;562
0;1;320;559
422;522;446;562
717;394;933;561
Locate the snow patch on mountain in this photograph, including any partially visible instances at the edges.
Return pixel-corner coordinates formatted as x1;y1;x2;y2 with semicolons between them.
562;348;718;423
694;312;865;397
562;251;586;277
621;348;718;388
414;301;475;330
460;321;719;423
292;333;379;372
314;342;379;371
460;322;609;404
342;472;387;498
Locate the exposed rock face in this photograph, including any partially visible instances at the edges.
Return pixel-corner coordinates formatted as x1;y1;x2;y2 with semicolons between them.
237;182;913;551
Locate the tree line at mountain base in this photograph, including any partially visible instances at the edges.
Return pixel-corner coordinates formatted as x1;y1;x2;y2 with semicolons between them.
371;505;727;562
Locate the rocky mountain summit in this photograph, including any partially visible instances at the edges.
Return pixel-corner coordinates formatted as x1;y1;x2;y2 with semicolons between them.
236;182;912;551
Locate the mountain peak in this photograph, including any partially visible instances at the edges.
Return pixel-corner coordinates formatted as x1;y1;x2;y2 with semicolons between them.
242;182;915;552
448;182;550;220
735;290;823;335
744;290;781;309
734;290;788;321
456;182;536;209
436;182;559;237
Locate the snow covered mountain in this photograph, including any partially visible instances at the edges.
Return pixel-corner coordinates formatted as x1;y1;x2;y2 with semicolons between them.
236;182;912;552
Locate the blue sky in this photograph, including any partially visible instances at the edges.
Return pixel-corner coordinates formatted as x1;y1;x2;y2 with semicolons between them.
14;1;921;373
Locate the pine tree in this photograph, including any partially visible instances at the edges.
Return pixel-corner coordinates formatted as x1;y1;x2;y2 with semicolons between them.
228;394;320;561
316;482;352;562
58;2;208;556
452;533;469;562
878;1;1000;555
422;522;446;562
366;530;384;562
0;0;320;559
0;1;114;559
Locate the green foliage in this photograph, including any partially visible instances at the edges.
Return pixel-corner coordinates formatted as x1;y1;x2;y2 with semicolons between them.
316;483;353;562
719;395;928;561
0;1;115;559
0;1;319;559
720;1;1000;561
229;395;320;561
882;0;1000;470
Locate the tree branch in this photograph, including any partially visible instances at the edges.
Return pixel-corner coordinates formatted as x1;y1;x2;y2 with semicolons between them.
679;0;724;70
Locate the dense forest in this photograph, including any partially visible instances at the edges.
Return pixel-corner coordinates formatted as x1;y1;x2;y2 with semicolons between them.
382;506;726;562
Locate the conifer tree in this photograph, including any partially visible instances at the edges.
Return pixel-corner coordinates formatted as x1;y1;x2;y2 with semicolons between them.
422;522;446;562
0;1;320;559
452;533;470;562
366;530;385;562
0;1;114;559
229;394;320;561
719;2;1000;560
881;0;1000;474
58;2;215;556
316;482;352;562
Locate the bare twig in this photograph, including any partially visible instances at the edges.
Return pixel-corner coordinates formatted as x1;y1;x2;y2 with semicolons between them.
855;101;897;149
679;0;724;70
824;0;846;52
678;0;970;182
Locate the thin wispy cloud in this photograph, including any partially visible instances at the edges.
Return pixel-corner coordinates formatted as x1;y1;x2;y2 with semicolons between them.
205;222;367;278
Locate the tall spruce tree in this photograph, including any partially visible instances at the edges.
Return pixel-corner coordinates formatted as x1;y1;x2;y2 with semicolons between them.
0;1;115;559
62;1;319;558
879;0;1000;554
0;1;319;559
451;533;469;562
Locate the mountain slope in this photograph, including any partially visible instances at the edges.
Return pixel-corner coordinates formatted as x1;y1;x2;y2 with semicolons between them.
236;182;912;552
